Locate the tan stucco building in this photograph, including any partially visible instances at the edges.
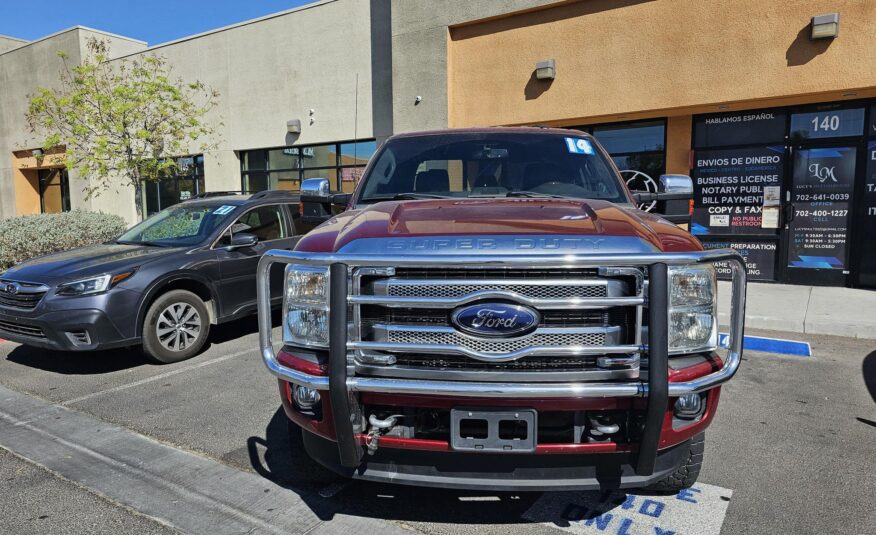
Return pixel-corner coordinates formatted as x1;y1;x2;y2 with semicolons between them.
1;0;875;286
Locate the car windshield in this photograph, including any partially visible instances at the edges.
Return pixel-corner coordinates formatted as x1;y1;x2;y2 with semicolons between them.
358;132;628;204
116;204;236;247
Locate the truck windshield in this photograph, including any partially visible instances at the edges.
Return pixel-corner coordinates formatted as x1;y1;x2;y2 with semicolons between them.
116;204;235;247
358;132;628;204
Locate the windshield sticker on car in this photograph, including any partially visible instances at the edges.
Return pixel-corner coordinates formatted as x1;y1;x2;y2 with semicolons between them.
565;137;594;155
213;205;236;215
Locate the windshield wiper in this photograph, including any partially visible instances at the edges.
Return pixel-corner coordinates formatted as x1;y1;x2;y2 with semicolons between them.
504;191;568;199
115;240;171;247
364;193;452;201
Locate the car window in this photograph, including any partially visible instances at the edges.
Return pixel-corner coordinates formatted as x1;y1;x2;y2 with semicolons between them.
219;205;286;245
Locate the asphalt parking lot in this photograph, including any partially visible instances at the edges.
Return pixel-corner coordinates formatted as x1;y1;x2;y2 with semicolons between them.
0;316;873;535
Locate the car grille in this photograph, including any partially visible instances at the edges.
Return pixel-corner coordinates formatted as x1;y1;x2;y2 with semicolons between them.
0;319;46;338
0;279;49;310
349;267;645;381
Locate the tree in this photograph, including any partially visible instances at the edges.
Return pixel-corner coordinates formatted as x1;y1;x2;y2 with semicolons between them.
26;38;220;220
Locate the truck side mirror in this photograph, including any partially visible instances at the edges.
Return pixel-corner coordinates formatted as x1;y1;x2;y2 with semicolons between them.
631;175;693;225
300;178;333;226
658;174;693;196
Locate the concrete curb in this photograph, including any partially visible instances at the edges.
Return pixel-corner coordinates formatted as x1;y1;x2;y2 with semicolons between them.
718;281;876;340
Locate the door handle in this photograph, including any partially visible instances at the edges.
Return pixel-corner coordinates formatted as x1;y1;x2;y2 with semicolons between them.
783;203;796;225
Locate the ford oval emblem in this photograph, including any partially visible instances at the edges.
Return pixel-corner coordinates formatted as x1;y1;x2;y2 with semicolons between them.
451;303;540;338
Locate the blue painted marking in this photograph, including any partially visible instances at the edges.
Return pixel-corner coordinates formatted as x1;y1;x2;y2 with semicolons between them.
638;499;665;518
584;512;613;530
654;528;677;535
676;487;701;504
616;518;634;535
719;332;812;357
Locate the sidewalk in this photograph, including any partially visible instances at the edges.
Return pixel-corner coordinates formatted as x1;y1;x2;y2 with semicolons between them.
718;281;876;340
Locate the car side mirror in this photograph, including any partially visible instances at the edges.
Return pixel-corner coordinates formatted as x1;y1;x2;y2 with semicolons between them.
227;232;258;249
300;177;349;226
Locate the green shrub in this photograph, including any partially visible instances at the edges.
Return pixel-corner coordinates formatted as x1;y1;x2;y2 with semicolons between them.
0;210;128;271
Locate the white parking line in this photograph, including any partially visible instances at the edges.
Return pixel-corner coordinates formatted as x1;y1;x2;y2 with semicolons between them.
522;483;733;535
0;385;412;535
61;348;256;406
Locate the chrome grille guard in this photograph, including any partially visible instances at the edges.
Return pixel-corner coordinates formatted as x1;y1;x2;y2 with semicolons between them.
257;249;746;472
258;249;745;398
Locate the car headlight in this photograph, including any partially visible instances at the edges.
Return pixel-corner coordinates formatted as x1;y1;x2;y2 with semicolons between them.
284;265;329;347
667;264;717;354
56;272;135;297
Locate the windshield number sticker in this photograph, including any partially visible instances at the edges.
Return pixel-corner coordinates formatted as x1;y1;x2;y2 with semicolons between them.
565;137;594;155
213;205;235;215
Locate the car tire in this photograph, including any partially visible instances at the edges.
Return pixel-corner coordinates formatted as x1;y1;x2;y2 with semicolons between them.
142;289;210;364
642;432;705;493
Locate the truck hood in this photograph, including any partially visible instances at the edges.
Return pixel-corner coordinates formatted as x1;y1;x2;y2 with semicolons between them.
295;198;702;254
1;243;178;284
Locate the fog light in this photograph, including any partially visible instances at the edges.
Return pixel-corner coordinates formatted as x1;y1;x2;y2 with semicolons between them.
293;385;321;410
674;394;704;420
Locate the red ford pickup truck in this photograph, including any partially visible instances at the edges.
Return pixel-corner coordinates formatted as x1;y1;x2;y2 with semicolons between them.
256;127;746;491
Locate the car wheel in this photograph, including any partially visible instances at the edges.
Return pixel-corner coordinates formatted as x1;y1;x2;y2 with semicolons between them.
142;289;210;364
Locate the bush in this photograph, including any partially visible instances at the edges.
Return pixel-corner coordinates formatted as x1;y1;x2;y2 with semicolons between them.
0;210;128;271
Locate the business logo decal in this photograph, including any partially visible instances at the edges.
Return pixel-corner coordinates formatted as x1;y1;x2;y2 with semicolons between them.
808;163;837;183
451;302;540;338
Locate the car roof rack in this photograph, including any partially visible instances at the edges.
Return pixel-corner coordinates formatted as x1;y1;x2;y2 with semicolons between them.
248;190;300;200
191;190;251;199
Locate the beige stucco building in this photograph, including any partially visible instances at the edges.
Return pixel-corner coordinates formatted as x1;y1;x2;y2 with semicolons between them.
0;0;389;223
1;0;875;286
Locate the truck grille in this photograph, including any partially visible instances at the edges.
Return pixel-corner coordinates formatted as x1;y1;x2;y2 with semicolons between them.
349;267;644;381
0;280;49;310
384;326;609;354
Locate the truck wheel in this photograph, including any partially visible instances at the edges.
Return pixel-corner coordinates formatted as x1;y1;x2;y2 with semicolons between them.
142;290;210;364
642;432;705;492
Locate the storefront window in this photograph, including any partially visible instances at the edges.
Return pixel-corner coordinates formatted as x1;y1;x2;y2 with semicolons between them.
142;155;205;217
572;120;666;180
240;140;375;193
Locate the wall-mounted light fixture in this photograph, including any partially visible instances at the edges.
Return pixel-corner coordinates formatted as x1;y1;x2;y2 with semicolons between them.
810;13;839;40
286;119;302;134
535;59;556;80
31;148;44;158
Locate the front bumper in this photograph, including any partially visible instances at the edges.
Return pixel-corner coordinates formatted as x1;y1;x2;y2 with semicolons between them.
0;291;139;351
257;249;746;483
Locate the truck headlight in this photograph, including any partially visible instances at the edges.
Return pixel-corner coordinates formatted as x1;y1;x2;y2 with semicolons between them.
667;264;717;354
284;265;329;347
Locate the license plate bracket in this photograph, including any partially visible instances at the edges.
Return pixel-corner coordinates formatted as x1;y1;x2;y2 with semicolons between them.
450;408;537;453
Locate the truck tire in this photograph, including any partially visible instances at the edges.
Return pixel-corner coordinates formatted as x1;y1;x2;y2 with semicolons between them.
142;290;210;364
288;421;348;485
642;432;705;492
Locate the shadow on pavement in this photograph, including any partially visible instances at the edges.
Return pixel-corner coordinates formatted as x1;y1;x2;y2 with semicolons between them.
4;344;147;375
863;350;876;404
247;408;647;526
3;310;281;375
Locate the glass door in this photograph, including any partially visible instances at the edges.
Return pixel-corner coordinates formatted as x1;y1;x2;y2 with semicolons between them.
782;144;857;286
38;168;71;213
